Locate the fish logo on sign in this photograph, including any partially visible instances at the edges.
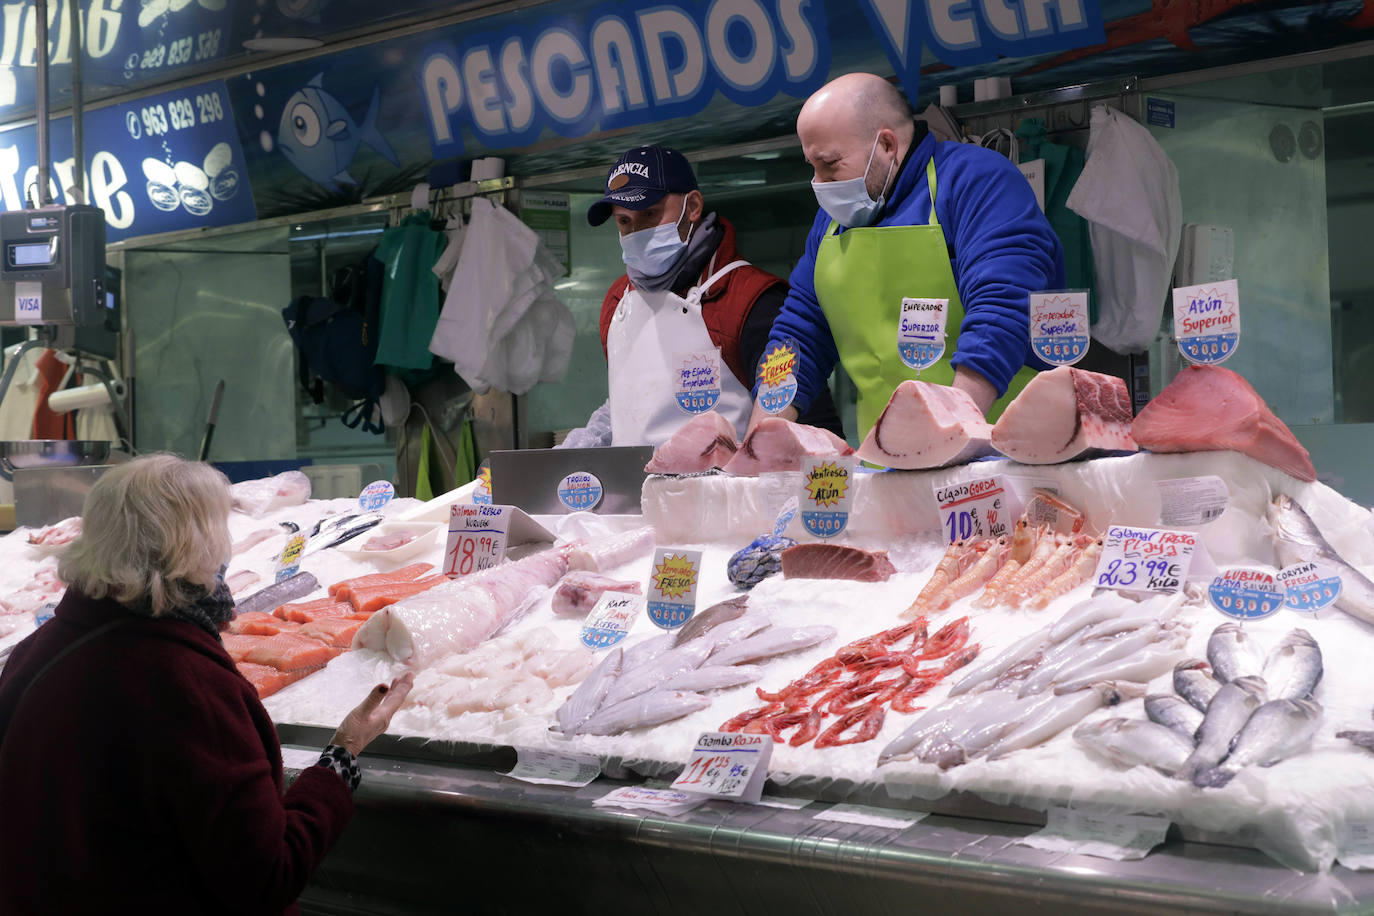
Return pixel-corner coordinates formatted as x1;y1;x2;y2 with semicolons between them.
1174;280;1240;366
278;75;399;192
1029;292;1090;367
675;351;721;414
897;297;947;370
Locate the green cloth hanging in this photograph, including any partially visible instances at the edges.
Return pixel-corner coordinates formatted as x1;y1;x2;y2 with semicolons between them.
456;417;477;486
415;417;478;501
416;423;436;502
1016;118;1097;321
374;212;444;372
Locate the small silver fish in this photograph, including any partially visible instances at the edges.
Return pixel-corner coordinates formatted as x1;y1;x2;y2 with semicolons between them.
572;690;712;736
555;646;622;734
1269;494;1374;627
1337;730;1374;751
1176;675;1267;783
673;596;748;645
708;625;836;667
1145;694;1204;741
1195;698;1322;788
620;633;676;673
601;641;712;707
1206;622;1264;684
662;664;762;693
1074;718;1195;774
1173;659;1220;713
1261;629;1323;701
985;682;1146;760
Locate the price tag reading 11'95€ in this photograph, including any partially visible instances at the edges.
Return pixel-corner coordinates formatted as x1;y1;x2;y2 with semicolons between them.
445;504;510;577
1092;525;1197;595
671;731;773;803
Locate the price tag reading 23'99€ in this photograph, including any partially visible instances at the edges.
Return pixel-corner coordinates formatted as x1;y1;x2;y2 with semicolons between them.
1093;525;1197;595
445;504;510;577
671;731;773;803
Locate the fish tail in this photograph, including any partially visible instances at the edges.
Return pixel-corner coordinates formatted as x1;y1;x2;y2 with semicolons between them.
1193;766;1236;789
360;84;399;166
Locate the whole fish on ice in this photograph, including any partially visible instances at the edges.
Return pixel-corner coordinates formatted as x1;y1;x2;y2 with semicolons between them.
1206;622;1264;684
555;646;622;734
601;641;713;707
1176;675;1267;784
1145;694;1204;741
572;691;713;736
1173;658;1220;713
1074;718;1194;775
1261;629;1323;700
1194;698;1322;788
985;682;1146;759
708;625;836;667
1269;494;1374;627
673;596;748;645
662;665;763;693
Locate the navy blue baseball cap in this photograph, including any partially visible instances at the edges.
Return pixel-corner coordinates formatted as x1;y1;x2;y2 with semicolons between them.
587;145;698;226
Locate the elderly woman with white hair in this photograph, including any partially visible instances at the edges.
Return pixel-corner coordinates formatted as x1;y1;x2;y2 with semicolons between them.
0;454;412;915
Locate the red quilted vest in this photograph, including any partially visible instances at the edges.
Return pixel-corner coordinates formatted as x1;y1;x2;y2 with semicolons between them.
598;216;783;389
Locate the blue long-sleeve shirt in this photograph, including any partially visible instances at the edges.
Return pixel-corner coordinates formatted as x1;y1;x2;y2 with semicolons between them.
766;131;1066;415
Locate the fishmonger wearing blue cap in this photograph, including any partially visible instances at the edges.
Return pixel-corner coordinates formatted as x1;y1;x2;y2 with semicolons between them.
559;145;840;448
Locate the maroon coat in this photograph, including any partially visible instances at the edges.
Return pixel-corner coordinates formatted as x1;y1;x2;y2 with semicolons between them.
0;588;352;915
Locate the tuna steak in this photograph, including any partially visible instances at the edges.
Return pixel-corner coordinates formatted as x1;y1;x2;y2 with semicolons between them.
780;543;896;582
856;380;995;469
991;366;1138;464
723;417;854;477
644;411;739;474
1132;365;1315;482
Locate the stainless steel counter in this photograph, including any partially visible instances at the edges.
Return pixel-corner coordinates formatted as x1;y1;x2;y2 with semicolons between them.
289;743;1374;916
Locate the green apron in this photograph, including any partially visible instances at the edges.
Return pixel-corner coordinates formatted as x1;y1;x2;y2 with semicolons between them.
814;157;1037;439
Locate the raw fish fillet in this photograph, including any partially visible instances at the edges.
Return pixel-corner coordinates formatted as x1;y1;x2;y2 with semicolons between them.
236;662;314;699
347;575;446;614
857;380;995;469
1132;365;1315;482
362;531;416;551
780;543;896;582
225;569;261;596
723;417;854;477
231;527;279;556
329;563;435;600
566;526;655;573
227;612;300;636
298;617;366;648
991;366;1138;464
551;571;641;617
275;599;360;623
220;633;256;663
238;633;343;671
353;548;570;667
644;411;738;474
230;470;311;517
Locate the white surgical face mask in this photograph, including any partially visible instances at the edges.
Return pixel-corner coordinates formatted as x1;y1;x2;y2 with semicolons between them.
620;199;693;276
810;132;895;228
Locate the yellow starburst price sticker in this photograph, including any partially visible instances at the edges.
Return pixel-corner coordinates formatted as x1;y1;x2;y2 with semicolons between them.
646;547;703;629
756;340;799;414
799;455;855;538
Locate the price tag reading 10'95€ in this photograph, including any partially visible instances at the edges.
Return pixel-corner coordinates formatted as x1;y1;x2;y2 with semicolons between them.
934;476;1011;544
445;504;510;577
1093;525;1196;594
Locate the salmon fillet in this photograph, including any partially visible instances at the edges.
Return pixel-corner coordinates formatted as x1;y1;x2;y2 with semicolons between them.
347;575;446;614
329;563;436;601
298;616;366;648
237;662;316;699
220;633;256;663
239;633;343;671
227;612;300;636
277;599;363;624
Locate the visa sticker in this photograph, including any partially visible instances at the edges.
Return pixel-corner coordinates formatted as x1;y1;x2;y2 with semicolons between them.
1208;568;1284;620
358;480;395;511
897;297;947;370
1029;291;1090;366
1174;279;1240;365
646;547;702;630
756;341;798;414
14;282;42;325
799;456;854;538
675;350;722;414
558;471;603;512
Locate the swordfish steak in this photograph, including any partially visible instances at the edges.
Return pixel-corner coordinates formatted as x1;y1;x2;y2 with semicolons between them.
857;380;995;469
991;366;1138;464
1132;365;1315;482
644;410;739;474
722;417;854;477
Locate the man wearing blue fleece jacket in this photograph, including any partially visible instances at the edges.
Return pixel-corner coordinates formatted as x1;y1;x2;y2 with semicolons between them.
752;72;1065;440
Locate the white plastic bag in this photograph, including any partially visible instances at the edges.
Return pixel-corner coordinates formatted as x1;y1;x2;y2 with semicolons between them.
229;470;311;518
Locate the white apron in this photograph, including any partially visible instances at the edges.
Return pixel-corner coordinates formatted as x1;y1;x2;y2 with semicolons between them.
607;259;753;447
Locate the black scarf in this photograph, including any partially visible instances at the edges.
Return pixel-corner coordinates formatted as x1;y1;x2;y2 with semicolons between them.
129;573;236;640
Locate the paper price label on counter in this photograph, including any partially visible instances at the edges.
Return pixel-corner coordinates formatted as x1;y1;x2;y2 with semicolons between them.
674;349;722;414
275;533;308;582
1278;562;1342;615
934;476;1011;543
473;462;493;506
594;786;707;816
357;480;395;511
1093;525;1196;594
813;804;928;830
646;548;702;630
671;731;772;803
1208;568;1284;620
1338;822;1374;871
445;504;510;577
1020;807;1170;861
800;456;854;538
504;748;601;787
557;471;603;512
1174;279;1240;365
1028;291;1090;366
1156;476;1229;527
896;297;947;370
580;592;645;650
756;340;799;414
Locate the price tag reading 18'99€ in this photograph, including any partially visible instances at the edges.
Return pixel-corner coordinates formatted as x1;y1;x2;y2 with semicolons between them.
1093;525;1197;594
671;731;773;803
934;476;1010;544
646;547;703;629
445;504;511;577
799;455;855;538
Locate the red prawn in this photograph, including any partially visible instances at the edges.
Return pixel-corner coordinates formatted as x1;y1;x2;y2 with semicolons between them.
814;701;888;749
720;703;782;733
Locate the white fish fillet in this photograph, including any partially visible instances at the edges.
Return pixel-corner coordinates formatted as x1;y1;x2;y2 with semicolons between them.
991;366;1138;464
566;525;656;573
708;625;837;667
856;380;995;469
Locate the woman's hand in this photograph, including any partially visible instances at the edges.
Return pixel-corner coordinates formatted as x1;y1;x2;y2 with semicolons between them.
330;672;415;757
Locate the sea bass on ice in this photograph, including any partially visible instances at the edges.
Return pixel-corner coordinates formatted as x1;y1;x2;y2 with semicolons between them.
1269;494;1374;627
1194;698;1322;788
1206;622;1265;684
1261;629;1323;700
1177;675;1268;784
1074;718;1194;775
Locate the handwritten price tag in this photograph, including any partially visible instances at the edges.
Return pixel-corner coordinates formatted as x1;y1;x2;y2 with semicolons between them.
503;748;601;787
646;547;702;629
445;504;510;577
1029;291;1090;366
897;297;948;370
800;455;855;538
1278;561;1342;615
274;533;308;582
674;349;722;414
1174;279;1240;365
671;731;773;803
1093;525;1196;594
580;592;644;649
1208;567;1284;620
594;786;707;816
933;476;1011;544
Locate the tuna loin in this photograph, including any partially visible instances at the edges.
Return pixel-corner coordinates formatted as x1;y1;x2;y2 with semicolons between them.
781;543;896;582
722;417;854;477
857;380;994;469
991;366;1138;464
1132;365;1315;482
644;411;739;474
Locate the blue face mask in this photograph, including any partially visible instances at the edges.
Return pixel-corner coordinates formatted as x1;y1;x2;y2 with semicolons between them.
620;199;693;277
811;132;895;229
